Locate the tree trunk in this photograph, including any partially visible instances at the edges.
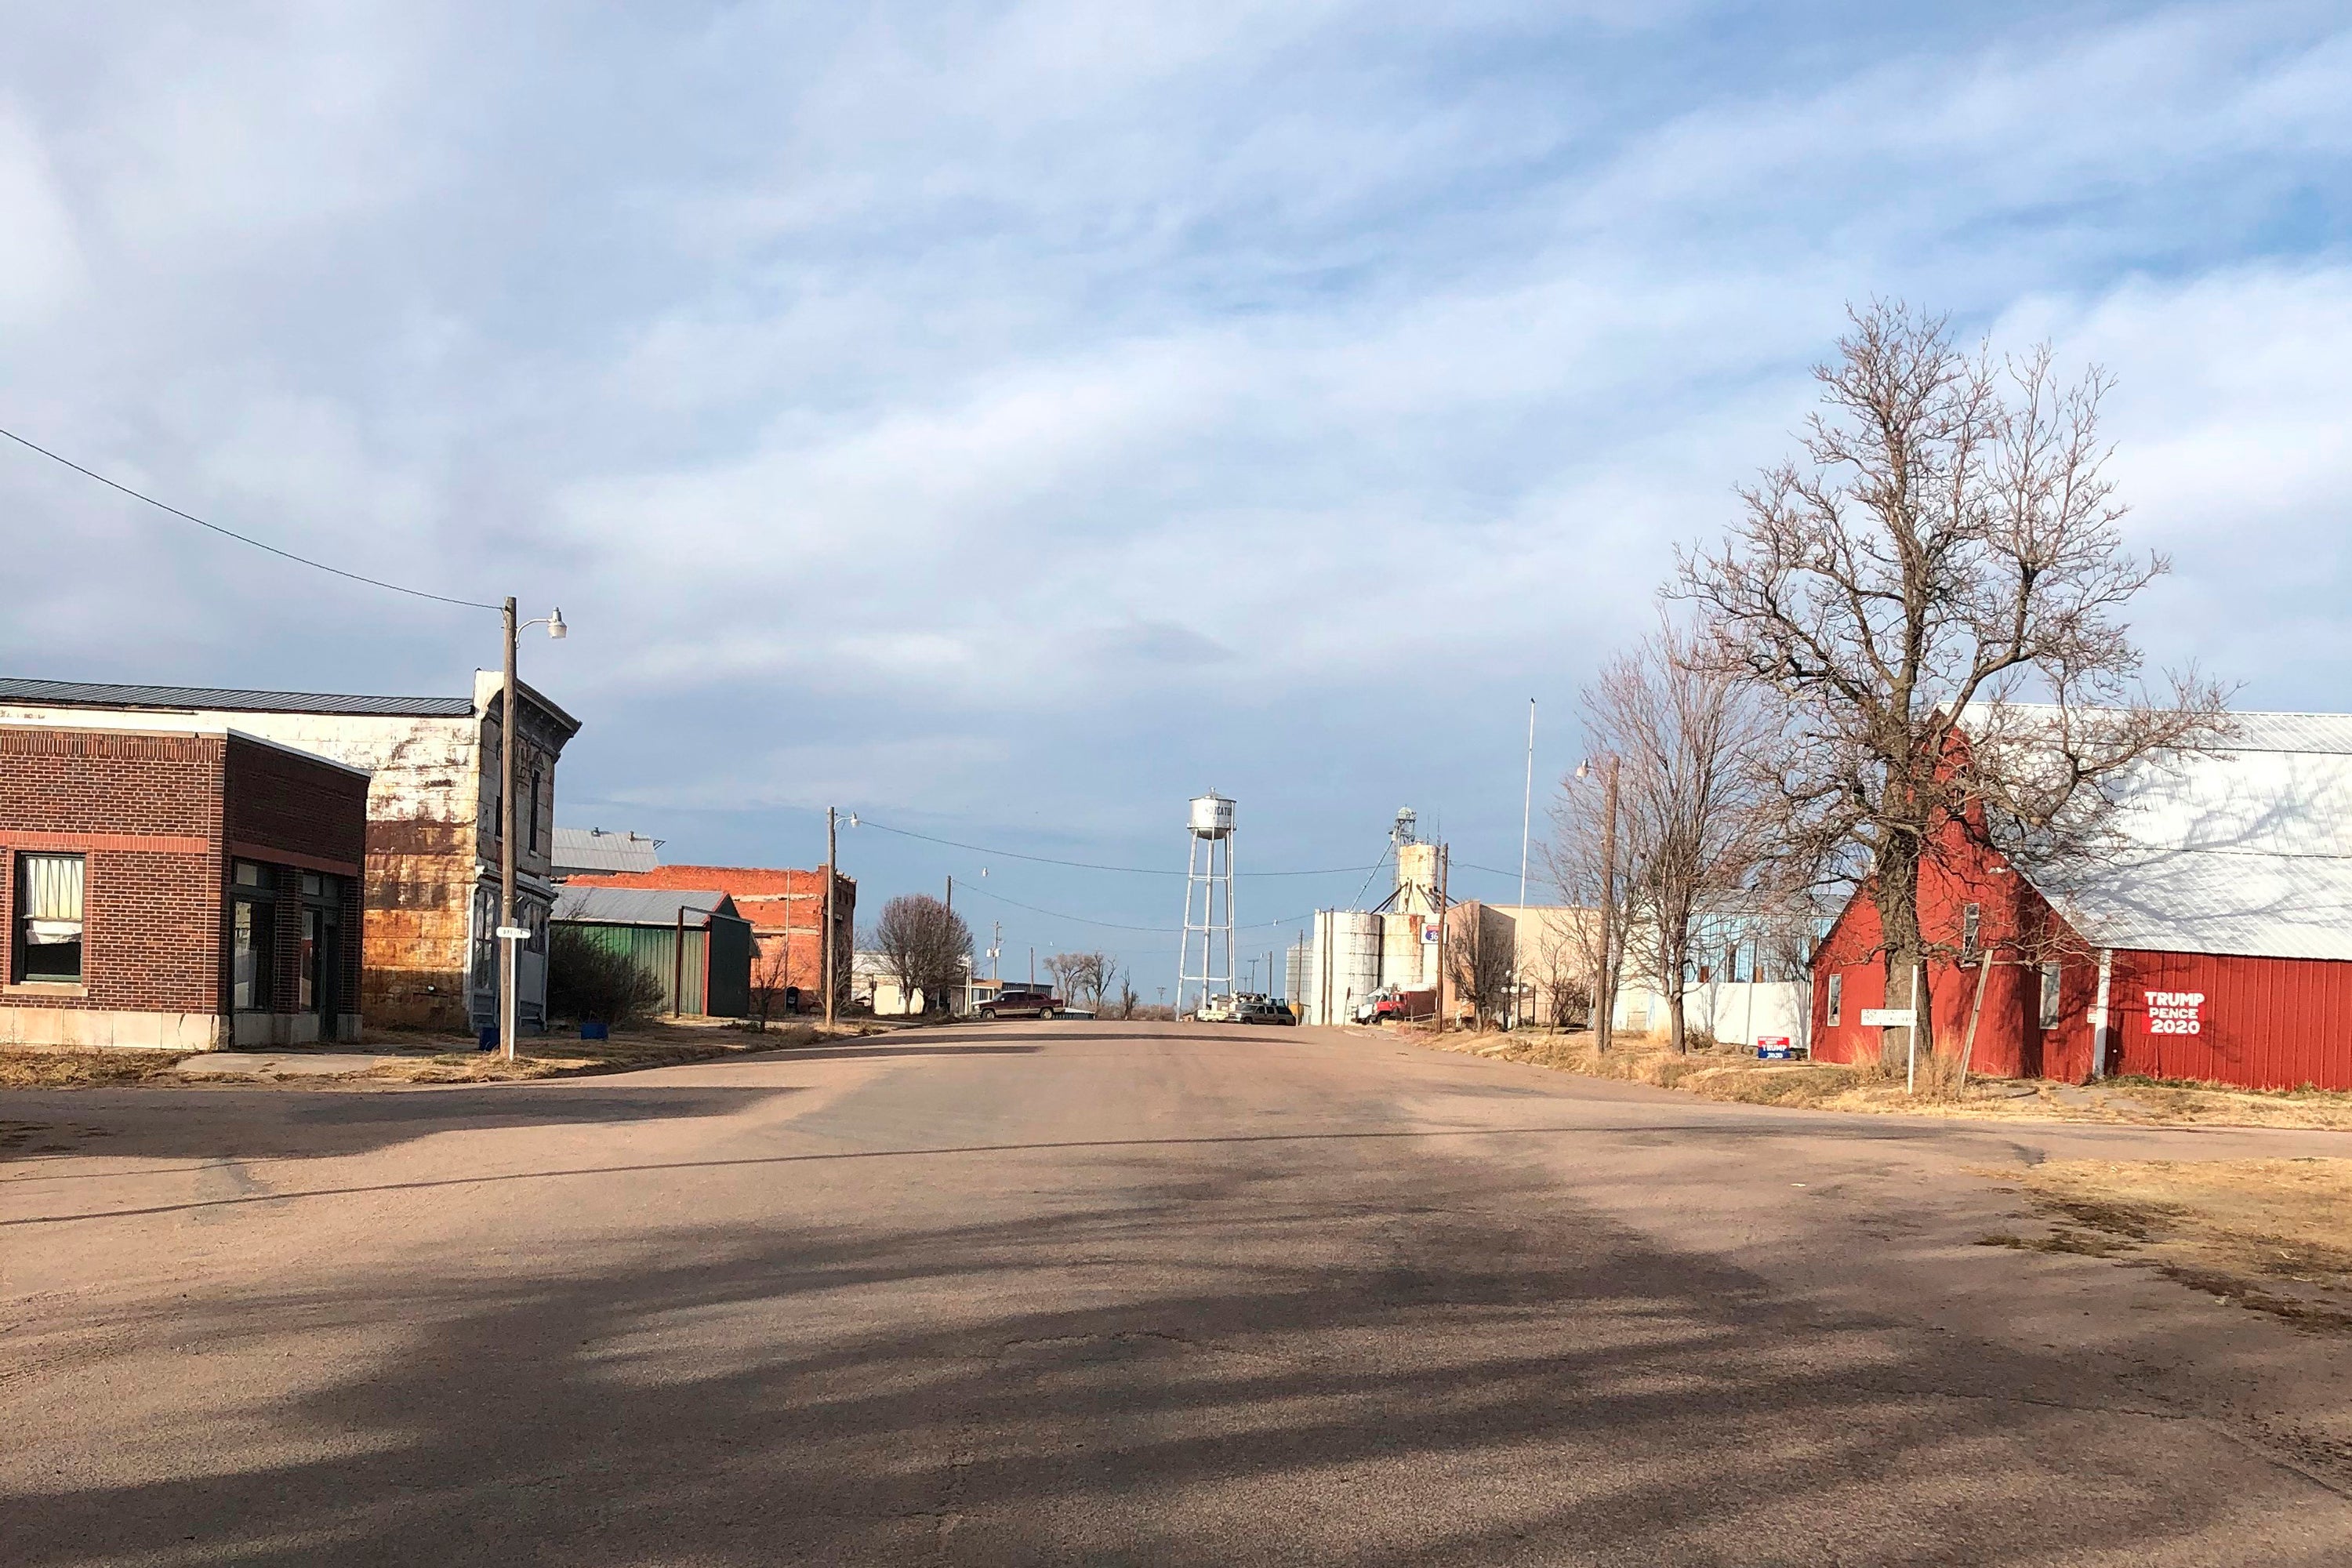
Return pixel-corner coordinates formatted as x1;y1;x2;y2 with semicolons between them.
1875;836;1932;1072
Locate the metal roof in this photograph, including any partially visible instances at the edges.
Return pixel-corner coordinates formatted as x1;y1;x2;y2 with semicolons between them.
551;827;662;876
0;676;475;717
2024;711;2352;962
552;887;741;927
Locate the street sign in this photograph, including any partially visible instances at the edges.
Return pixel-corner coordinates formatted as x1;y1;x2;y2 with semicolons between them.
1860;1007;1916;1027
495;925;532;940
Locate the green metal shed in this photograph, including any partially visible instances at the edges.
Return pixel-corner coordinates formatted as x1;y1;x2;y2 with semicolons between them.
550;886;753;1018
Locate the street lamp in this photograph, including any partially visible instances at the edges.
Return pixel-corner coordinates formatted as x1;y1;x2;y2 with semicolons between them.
495;599;568;1061
1575;753;1621;1054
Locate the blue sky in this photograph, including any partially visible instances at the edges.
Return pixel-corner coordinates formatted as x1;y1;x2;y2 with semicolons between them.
2;2;2348;989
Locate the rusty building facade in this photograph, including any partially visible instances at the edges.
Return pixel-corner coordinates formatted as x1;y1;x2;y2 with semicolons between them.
0;676;581;1033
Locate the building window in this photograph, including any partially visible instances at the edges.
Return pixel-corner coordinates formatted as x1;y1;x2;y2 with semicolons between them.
1962;904;1981;967
1826;971;1843;1027
234;899;276;1011
15;852;85;983
528;768;542;854
2039;962;2062;1029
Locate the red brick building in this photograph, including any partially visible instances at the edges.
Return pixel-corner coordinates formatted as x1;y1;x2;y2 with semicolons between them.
564;863;854;1004
1811;711;2352;1091
2;722;370;1049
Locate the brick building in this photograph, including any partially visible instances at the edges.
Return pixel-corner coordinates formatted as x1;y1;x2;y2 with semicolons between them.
0;675;581;1034
2;721;369;1049
563;863;854;1004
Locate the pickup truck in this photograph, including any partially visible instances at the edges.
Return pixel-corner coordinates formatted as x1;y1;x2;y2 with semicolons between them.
978;985;1064;1021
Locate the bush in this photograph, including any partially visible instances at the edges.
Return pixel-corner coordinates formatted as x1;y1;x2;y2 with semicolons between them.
547;926;666;1027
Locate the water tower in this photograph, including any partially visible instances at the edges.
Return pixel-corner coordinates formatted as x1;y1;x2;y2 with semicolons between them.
1178;793;1236;1015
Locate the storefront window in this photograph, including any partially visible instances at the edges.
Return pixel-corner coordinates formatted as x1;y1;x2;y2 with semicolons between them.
15;852;85;983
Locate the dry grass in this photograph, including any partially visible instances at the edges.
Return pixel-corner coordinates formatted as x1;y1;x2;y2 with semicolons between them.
1410;1028;2352;1129
359;1019;877;1083
1980;1159;2352;1332
0;1047;197;1089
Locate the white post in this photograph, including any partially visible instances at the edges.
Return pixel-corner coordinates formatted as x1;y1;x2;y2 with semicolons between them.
2090;948;2113;1080
1905;960;1922;1094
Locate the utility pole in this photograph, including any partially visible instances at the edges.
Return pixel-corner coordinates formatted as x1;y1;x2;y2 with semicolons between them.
1432;848;1451;1033
673;902;686;1018
494;600;564;1060
946;875;953;914
499;597;517;1058
1517;698;1536;1031
822;806;837;1028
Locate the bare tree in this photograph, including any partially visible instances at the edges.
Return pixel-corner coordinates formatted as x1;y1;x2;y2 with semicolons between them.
745;937;797;1032
1546;775;1635;1047
868;895;973;1017
1530;918;1592;1030
1582;623;1768;1054
1678;302;2229;1068
1445;902;1518;1029
1045;950;1116;1010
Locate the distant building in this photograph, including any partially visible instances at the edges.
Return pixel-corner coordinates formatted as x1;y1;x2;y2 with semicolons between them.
551;826;662;879
2;719;369;1049
0;674;581;1034
564;863;853;1004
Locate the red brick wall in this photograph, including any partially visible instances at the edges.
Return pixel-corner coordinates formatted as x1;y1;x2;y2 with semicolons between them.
0;728;226;1014
3;728;372;1025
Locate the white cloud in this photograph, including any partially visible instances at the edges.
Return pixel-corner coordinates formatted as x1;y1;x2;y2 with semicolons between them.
2;0;2348;932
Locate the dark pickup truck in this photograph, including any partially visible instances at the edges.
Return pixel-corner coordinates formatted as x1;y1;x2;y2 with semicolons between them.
978;985;1064;1021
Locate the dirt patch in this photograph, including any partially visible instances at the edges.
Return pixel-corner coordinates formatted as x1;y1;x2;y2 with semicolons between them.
0;1048;196;1088
1410;1028;2352;1130
1980;1159;2352;1332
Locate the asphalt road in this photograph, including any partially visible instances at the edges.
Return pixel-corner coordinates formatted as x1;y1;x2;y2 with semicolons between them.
7;1021;2352;1566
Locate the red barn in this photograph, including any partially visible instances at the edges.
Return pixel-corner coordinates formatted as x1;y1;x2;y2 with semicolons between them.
1810;712;2352;1091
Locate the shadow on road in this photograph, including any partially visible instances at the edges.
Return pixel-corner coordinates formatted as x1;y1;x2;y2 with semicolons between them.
8;1133;2332;1564
0;1084;801;1167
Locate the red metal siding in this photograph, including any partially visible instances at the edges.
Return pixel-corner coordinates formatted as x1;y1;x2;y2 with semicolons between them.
2107;950;2352;1091
1811;824;2352;1091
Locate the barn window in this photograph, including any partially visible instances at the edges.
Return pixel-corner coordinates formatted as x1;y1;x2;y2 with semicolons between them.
14;852;85;983
2038;962;2062;1029
1827;971;1843;1026
1961;904;1981;966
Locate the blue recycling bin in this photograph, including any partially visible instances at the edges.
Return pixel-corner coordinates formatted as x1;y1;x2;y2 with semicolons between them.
477;1025;499;1053
581;1021;610;1040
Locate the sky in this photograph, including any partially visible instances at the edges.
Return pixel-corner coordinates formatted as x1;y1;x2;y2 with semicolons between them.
2;2;2348;996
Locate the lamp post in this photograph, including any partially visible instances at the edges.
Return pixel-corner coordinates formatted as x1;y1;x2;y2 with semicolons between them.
1576;753;1620;1055
497;600;566;1062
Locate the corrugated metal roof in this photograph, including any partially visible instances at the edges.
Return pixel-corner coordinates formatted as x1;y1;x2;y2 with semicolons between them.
551;827;662;876
2017;709;2352;961
553;887;739;927
0;676;474;717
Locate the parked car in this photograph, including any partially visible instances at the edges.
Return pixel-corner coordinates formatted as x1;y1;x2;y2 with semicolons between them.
979;985;1064;1020
1239;996;1296;1026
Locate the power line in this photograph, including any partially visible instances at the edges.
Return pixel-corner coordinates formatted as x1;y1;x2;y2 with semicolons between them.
0;423;500;611
956;879;1312;935
851;815;1380;878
